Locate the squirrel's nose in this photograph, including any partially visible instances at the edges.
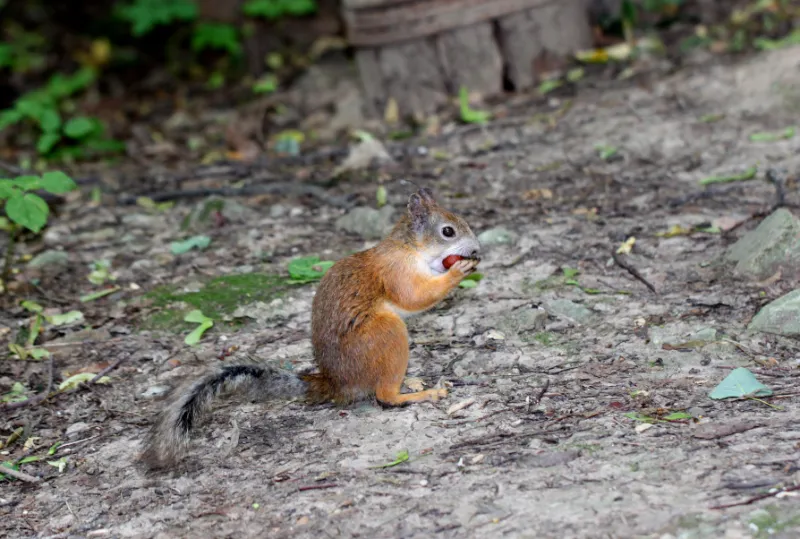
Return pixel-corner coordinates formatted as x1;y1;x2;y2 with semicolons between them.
470;249;478;257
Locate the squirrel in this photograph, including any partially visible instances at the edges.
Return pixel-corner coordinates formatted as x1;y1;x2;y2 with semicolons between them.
139;188;481;469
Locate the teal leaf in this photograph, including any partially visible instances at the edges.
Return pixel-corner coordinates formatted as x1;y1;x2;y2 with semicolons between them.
709;367;773;400
171;235;211;255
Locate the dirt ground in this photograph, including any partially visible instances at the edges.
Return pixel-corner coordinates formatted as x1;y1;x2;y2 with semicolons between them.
3;45;800;539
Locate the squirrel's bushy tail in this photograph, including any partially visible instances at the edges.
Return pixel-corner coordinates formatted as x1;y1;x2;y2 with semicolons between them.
139;364;307;469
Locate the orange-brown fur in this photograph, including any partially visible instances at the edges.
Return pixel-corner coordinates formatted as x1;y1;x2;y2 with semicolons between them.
308;195;479;406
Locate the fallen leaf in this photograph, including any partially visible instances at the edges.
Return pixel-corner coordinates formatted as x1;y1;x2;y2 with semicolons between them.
635;423;654;433
46;310;84;326
709;367;773;399
184;310;214;346
749;127;795;142
171;235;211;255
404;377;426;392
80;286;120;302
616;237;636;254
371;449;410;468
332;138;394;177
59;373;111;391
699;166;757;186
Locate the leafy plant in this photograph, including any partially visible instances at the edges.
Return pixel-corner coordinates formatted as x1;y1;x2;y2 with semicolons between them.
0;68;123;158
192;23;242;57
243;0;317;19
115;0;198;36
1;171;76;288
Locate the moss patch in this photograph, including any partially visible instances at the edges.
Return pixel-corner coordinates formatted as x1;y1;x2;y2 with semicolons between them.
141;272;289;331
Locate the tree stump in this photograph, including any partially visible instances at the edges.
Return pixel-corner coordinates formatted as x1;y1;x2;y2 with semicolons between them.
342;0;594;119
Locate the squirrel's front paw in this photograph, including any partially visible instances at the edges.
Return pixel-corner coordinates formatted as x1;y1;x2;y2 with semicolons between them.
450;258;479;276
429;388;448;401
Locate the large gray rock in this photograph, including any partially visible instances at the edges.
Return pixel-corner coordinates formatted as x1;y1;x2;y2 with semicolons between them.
748;289;800;336
723;209;800;277
335;205;395;240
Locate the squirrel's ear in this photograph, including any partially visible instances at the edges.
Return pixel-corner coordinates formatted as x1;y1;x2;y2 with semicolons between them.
417;188;435;204
407;193;430;232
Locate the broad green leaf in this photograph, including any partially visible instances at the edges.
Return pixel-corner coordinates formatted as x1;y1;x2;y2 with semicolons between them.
79;285;120;302
18;456;41;465
287;256;335;284
11;175;41;191
28;314;42;346
63;117;96;139
28;348;50;360
59;372;111;391
184;309;212;324
40;171;77;194
0;182;17;199
709;367;772;399
376;185;387;207
459;279;478;289
6;192;48;232
46;310;84;326
171;235;211;255
538;79;562;95
252;74;277;94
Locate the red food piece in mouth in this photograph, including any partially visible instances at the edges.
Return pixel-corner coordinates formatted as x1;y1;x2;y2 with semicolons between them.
442;254;463;270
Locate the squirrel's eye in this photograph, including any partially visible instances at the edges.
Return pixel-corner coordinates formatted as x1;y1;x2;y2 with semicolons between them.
442;226;455;238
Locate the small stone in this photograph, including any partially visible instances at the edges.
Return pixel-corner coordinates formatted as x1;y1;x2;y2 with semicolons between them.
477;227;517;246
748;289;800;336
27;250;68;269
186;196;260;230
269;205;288;218
65;422;90;438
335;205;395;240
543;298;594;324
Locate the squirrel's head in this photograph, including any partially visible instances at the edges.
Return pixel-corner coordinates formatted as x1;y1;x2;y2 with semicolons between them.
402;188;481;274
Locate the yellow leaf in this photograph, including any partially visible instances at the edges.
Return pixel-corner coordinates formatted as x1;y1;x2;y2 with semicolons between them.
59;373;111;391
384;98;399;124
656;224;692;238
617;237;636;254
575;48;609;63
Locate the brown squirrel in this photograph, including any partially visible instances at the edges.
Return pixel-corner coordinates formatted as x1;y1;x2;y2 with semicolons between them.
140;188;481;469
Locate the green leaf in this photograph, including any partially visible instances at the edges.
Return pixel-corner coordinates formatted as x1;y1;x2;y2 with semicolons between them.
171;235;211;254
0;181;18;199
192;23;242;57
40;171;77;194
46;457;67;473
371;449;410;468
458;87;491;124
38;108;61;133
287;256;335;284
538;79;562;95
748;127;795;143
59;372;111;391
252;74;278;94
459;279;478;289
709;367;773;400
48;442;62;455
28;348;50;360
5;192;49;232
184;310;214;346
18;456;42;465
663;411;691;421
46;310;84;326
11;175;41;191
562;267;579;279
596;144;618;160
1;382;28;404
376;185;387;208
699;166;757;186
37;132;61;154
63;117;96;139
20;300;44;313
79;285;121;302
184;309;212;324
1;461;20;481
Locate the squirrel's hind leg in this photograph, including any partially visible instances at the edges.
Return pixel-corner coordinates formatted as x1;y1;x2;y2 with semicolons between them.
350;312;447;406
